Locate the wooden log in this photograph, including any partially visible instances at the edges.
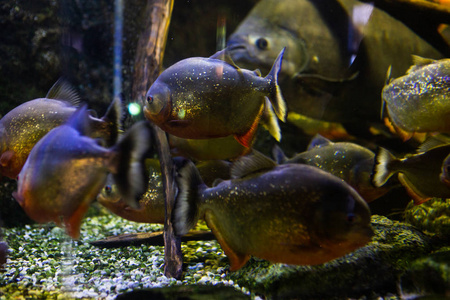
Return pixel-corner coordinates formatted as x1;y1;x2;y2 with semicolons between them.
130;0;180;279
89;230;216;248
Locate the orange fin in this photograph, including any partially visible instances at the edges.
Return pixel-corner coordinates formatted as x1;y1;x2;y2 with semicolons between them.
234;105;264;148
64;202;90;240
205;211;250;271
383;116;414;141
397;173;431;205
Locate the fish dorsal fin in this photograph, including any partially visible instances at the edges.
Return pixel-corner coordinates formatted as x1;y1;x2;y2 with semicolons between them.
66;104;91;135
209;49;240;69
417;135;450;153
307;134;332;150
46;78;81;106
253;69;262;77
231;150;277;179
406;55;436;74
272;144;288;164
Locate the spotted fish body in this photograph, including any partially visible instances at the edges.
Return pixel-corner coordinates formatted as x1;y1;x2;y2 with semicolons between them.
274;134;394;202
0;80;122;179
173;154;373;271
382;57;450;134
144;49;286;148
13;106;152;239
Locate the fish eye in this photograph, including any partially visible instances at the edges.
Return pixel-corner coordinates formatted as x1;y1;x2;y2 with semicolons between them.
104;185;112;195
255;38;269;50
346;213;355;224
147;95;153;104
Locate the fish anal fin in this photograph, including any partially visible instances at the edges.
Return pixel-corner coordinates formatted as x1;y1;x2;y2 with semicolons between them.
383;116;414;141
205;211;250;271
260;98;281;142
397;173;431;205
64;201;90;240
234;104;264;148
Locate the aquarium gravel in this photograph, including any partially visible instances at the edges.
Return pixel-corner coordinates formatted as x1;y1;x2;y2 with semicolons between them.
0;212;249;299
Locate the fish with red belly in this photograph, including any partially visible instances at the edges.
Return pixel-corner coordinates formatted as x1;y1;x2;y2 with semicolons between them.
143;49;287;148
13;106;152;239
172;152;373;271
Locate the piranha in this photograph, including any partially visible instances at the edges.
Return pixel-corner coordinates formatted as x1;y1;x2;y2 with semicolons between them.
143;48;287;148
172;152;373;271
13;106;152;239
0;79;122;179
382;56;450;138
372;139;450;205
226;0;443;131
273;134;395;202
97;159;231;223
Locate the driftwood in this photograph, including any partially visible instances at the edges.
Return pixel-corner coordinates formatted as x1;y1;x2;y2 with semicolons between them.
90;230;216;248
131;0;174;105
131;0;180;279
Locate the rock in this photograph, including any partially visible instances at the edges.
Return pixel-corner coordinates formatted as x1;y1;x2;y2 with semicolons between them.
404;198;450;236
228;215;444;299
401;248;450;297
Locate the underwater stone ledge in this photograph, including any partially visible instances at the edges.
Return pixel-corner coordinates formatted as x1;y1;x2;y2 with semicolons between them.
228;215;441;299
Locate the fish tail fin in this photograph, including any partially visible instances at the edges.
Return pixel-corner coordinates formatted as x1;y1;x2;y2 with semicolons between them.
372;147;396;187
172;158;206;236
266;47;287;122
113;121;153;209
260;97;281;141
100;95;125;147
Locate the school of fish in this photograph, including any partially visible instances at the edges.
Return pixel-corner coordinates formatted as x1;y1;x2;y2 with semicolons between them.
1;0;449;273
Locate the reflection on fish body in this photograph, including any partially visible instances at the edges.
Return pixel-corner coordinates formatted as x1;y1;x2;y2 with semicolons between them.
173;153;373;271
274;134;394;202
97;158;231;224
372;142;450;205
227;0;443;127
143;49;287;148
382;56;450;136
13;106;152;239
0;79;122;179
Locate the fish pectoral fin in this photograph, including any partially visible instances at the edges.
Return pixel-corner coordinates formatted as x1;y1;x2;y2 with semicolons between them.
293;71;359;96
205;212;250;271
0;150;15;167
397;173;431;205
64;201;91;240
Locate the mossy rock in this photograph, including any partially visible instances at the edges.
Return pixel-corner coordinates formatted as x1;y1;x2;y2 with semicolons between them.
228;215;442;299
404;198;450;236
401;248;450;296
